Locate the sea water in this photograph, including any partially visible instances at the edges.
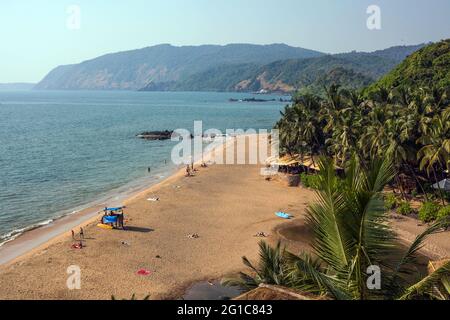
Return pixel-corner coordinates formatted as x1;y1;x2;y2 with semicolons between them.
0;90;287;246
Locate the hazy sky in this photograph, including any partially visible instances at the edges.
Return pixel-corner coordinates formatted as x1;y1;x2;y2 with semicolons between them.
1;0;449;82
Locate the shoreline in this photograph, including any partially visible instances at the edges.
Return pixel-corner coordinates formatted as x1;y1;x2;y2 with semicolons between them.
0;134;447;299
0;134;317;299
0;167;185;267
0;137;232;267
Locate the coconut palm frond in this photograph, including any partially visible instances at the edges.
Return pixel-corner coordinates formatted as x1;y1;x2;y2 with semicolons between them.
221;272;259;291
395;219;448;275
290;252;352;300
399;261;450;300
222;241;289;291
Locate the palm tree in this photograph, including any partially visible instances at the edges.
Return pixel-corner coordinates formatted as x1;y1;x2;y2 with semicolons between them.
221;241;290;291
417;110;450;204
225;157;450;300
321;86;362;165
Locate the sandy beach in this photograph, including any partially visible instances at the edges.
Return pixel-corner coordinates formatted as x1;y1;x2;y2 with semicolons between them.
0;137;315;299
0;137;448;300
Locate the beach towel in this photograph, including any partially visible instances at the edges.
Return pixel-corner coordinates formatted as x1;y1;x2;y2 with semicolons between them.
137;268;152;276
147;197;160;202
276;212;292;219
97;223;113;230
103;216;118;224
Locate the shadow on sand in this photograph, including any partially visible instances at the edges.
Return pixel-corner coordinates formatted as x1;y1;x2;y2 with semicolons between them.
124;226;154;233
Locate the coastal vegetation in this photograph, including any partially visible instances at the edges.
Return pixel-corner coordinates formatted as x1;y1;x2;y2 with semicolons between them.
225;40;450;299
275;40;450;208
366;40;450;93
223;157;450;300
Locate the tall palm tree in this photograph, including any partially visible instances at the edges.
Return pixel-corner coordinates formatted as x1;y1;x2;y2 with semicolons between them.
225;157;450;300
417;111;450;204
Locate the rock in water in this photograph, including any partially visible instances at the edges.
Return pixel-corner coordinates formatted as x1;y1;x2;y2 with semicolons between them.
136;130;174;140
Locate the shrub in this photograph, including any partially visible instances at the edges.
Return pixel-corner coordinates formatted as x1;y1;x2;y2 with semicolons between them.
300;173;321;189
437;205;450;220
397;202;413;215
418;202;441;223
384;193;398;210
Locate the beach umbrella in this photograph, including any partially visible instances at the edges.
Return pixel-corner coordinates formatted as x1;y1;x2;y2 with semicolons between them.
431;179;450;192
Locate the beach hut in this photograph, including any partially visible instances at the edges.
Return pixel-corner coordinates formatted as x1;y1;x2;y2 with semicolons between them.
269;154;321;174
432;179;450;192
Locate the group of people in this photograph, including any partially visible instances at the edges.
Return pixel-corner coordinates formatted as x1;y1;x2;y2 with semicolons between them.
185;161;209;177
101;207;125;229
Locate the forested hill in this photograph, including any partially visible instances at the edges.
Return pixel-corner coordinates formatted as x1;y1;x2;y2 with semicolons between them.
365;39;450;93
35;42;428;94
35;44;323;90
141;43;426;93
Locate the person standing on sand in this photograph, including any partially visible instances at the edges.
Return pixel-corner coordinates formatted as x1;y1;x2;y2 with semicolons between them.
186;164;190;176
79;227;84;239
71;230;75;240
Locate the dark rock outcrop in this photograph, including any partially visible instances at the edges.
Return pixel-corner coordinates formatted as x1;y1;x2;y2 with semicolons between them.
136;130;174;140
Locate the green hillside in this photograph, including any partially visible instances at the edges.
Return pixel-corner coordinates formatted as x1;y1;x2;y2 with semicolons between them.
366;39;450;93
142;44;425;94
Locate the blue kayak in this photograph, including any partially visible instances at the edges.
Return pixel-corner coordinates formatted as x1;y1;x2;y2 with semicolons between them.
276;212;292;219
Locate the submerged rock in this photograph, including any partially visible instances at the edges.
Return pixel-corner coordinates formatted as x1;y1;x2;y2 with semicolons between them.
136;130;174;140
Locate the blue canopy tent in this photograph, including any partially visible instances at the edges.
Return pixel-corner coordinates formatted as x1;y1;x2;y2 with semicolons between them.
102;206;126;229
105;206;125;211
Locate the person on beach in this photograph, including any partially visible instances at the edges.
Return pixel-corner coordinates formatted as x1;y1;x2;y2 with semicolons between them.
186;164;191;177
79;227;84;239
71;230;75;240
148;167;151;173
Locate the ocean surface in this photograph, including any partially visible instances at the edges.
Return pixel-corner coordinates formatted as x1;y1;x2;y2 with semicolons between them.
0;90;288;246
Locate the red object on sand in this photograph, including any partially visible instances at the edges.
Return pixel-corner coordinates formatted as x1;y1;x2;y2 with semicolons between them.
137;269;152;276
71;243;82;249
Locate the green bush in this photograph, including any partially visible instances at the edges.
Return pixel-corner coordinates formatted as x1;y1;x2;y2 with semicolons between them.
397;202;413;215
437;205;450;220
384;193;398;210
418;202;441;223
300;173;321;189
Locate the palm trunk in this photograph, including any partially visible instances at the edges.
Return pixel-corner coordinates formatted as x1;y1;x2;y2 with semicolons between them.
432;166;445;206
406;163;428;202
395;173;407;201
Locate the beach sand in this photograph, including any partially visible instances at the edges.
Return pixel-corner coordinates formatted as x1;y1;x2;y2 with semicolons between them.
0;138;448;300
0;138;316;300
